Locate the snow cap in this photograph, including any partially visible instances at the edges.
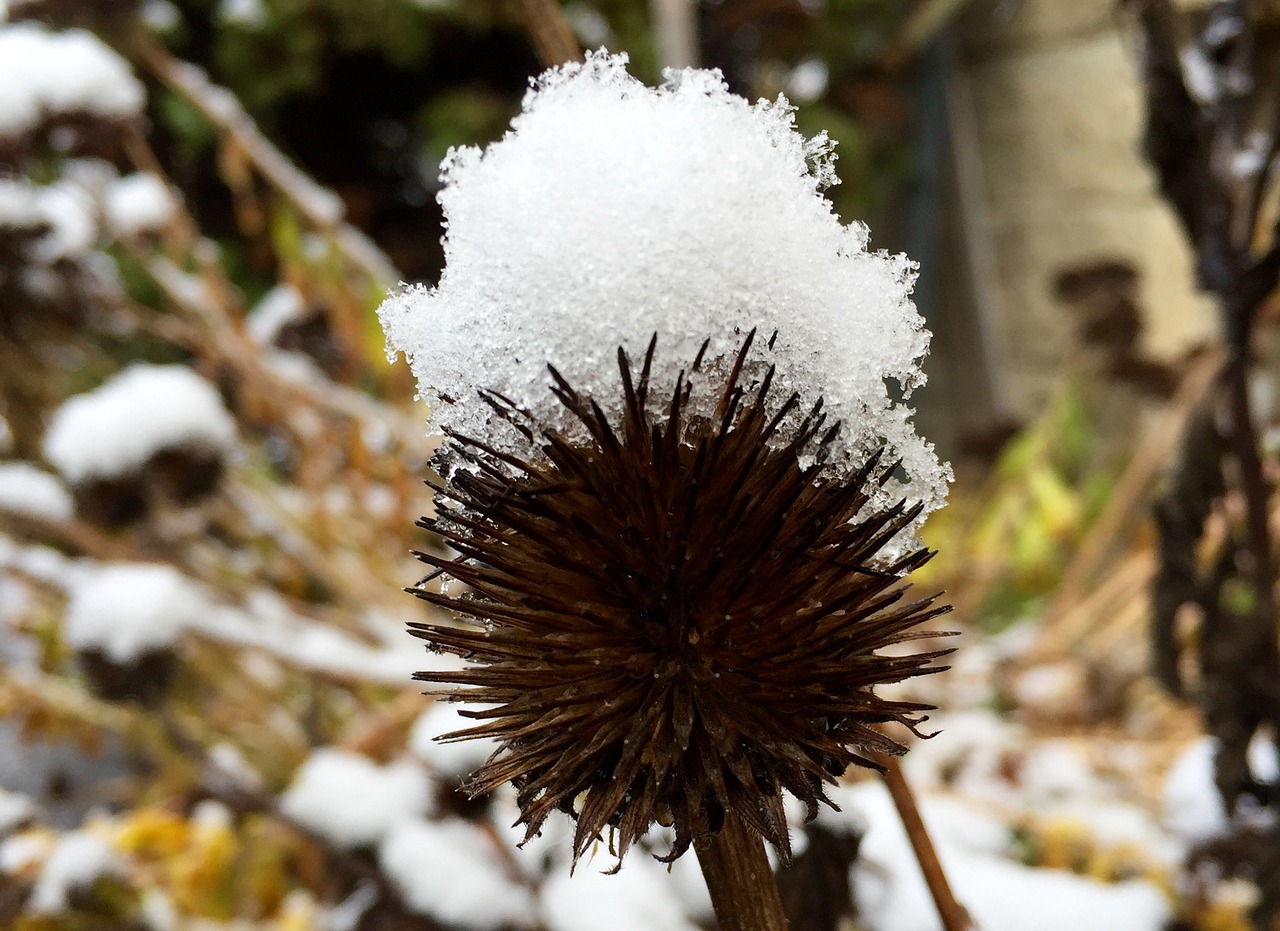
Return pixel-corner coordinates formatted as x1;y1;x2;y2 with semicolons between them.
378;50;949;533
64;563;207;662
0;22;144;139
43;363;236;485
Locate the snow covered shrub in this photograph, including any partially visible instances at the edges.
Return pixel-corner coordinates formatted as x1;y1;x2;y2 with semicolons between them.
63;562;205;702
380;50;953;925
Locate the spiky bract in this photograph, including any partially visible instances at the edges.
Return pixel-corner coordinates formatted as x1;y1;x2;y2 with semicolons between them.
409;331;951;866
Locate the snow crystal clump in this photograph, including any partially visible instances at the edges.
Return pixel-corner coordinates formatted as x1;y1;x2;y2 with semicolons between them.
0;463;73;521
380;818;536;930
43;364;237;485
849;782;1170;931
104;173;175;238
64;563;206;662
279;749;431;849
1163;735;1280;844
0;23;144;139
378;50;949;536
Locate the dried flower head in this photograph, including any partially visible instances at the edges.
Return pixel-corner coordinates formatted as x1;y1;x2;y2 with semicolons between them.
409;330;951;866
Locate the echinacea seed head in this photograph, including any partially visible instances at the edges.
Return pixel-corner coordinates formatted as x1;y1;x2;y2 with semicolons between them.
408;330;952;868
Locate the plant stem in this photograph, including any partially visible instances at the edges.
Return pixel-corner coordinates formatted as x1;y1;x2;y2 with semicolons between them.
693;811;790;931
515;0;583;69
875;751;974;931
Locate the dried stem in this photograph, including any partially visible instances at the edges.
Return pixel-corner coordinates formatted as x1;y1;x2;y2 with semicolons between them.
130;33;398;286
874;751;975;931
515;0;583;68
692;812;790;931
1045;347;1222;623
650;0;700;69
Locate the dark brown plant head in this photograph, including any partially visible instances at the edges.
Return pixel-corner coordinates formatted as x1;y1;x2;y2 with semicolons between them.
408;330;952;867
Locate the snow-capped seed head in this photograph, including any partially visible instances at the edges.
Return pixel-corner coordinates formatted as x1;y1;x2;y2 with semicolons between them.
409;333;952;866
43;363;237;486
378;50;950;545
0;21;144;143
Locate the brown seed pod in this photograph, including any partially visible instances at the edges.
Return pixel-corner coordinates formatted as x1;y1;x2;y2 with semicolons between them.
408;330;952;866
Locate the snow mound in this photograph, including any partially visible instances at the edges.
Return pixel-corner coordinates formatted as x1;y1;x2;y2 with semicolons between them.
0;462;73;521
378;50;949;537
280;749;431;849
43;363;237;484
104;173;175;238
540;852;700;931
0;22;144;139
847;782;1171;931
64;563;207;662
379;817;536;929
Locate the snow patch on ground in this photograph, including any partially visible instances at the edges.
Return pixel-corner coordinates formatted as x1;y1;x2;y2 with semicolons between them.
539;852;700;931
379;817;536;929
280;749;431;849
848;781;1170;931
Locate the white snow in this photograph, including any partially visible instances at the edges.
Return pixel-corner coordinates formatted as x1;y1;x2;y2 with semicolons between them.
104;173;175;238
1162;735;1280;844
43;363;237;485
847;782;1171;931
246;283;306;346
64;562;206;662
279;749;431;849
0;462;73;521
409;700;500;777
217;0;266;27
0;830;50;874
141;0;181;32
786;58;829;103
379;817;536;929
188;589;462;686
27;830;117;913
378;51;949;543
1180;46;1219;105
0;178;96;263
0;788;35;834
540;852;700;931
0;23;145;139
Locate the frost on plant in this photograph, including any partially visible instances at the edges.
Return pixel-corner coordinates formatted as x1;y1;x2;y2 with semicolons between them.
378;51;950;539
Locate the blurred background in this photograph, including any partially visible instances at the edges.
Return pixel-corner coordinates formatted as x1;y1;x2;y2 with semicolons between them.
4;0;1280;929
